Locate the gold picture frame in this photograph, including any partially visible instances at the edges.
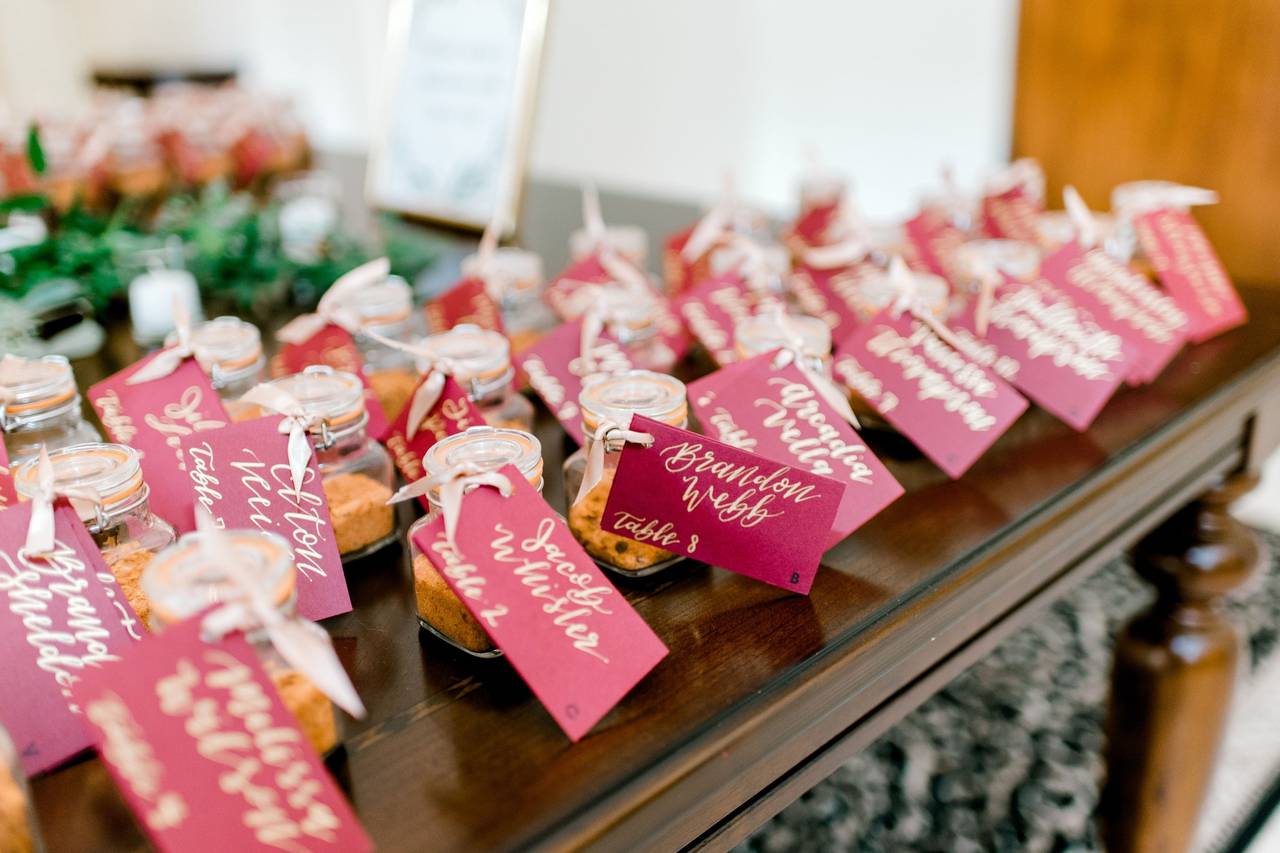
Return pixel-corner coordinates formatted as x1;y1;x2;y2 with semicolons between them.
367;0;549;233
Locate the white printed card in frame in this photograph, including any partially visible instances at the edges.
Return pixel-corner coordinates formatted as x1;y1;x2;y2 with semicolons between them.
368;0;548;232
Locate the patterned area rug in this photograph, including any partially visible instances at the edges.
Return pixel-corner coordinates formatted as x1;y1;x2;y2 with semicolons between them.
740;528;1280;853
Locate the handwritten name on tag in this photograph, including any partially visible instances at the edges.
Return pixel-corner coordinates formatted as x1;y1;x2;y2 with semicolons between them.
904;208;969;285
411;468;668;741
788;262;881;343
181;418;351;621
426;277;504;334
1040;242;1189;384
672;273;756;367
834;313;1028;478
384;375;485;505
73;618;372;853
688;353;904;549
1133;208;1247;343
951;276;1136;432
0;502;142;774
981;185;1044;245
270;324;391;439
89;355;229;534
514;319;631;445
602;416;843;593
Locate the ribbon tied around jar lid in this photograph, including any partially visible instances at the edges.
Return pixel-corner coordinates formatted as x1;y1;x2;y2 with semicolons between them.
1112;181;1218;220
238;383;326;495
276;256;391;345
884;257;975;354
682;172;739;263
573;418;655;507
801;202;873;271
125;296;196;384
357;330;458;441
386;463;513;547
193;510;366;719
717;233;789;295
24;447;103;556
753;302;862;431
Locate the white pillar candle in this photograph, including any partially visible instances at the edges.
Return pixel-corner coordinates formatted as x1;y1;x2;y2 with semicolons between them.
128;268;204;346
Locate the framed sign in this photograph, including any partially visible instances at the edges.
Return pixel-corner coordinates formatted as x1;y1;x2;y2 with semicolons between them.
368;0;549;232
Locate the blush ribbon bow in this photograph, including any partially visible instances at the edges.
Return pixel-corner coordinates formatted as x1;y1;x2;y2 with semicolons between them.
682;172;740;263
387;464;513;548
755;304;861;431
194;511;366;719
885;256;975;353
124;297;195;385
24;447;103;556
573;418;655;507
238;384;323;495
801;200;874;270
276;256;391;345
358;331;455;441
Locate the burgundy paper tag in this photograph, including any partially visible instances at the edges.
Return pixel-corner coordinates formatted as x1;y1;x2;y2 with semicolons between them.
89;354;230;534
425;277;504;334
73;617;372;852
951;276;1136;431
785;202;841;249
0;502;143;775
270;324;392;439
672;273;756;366
833;313;1028;478
410;468;668;741
383;374;486;507
181;417;351;621
688;353;904;549
1040;242;1189;384
514;319;632;445
1133;208;1247;343
602;416;844;593
980;185;1044;244
545;253;691;359
904;209;969;285
0;442;15;511
788;262;880;343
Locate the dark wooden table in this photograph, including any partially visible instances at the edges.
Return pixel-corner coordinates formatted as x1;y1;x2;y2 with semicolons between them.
29;180;1280;852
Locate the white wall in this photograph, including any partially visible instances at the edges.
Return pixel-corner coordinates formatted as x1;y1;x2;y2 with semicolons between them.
0;0;1018;219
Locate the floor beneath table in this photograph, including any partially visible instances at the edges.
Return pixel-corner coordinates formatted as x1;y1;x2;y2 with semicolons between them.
739;512;1280;853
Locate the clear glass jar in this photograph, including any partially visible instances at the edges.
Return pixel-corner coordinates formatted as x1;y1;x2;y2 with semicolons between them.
170;316;266;422
265;367;397;561
143;529;340;755
563;370;687;577
839;265;951;323
461;246;556;352
0;724;41;853
734;311;834;374
0;355;100;465
413;324;534;432
13;442;175;626
408;426;544;657
581;285;680;374
335;274;421;423
961;238;1041;282
568;225;650;267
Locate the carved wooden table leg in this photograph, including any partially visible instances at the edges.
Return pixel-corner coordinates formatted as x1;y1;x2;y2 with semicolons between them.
1100;477;1262;853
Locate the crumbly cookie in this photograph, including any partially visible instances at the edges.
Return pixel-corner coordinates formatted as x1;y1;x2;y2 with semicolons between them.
568;471;676;572
322;472;395;556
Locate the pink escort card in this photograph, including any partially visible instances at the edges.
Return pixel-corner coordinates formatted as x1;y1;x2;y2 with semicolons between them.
688;353;904;549
425;276;504;334
383;374;486;507
980;185;1044;245
1039;242;1189;384
788;262;880;344
0;502;142;775
951;275;1137;432
833;313;1029;478
73;617;372;853
89;354;230;534
270;324;392;439
0;441;14;511
904;208;970;286
410;467;668;741
181;417;351;621
1133;208;1247;343
672;273;756;366
514;319;630;445
602;416;844;593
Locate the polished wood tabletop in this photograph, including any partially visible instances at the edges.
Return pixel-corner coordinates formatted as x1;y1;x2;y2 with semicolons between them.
28;181;1280;852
